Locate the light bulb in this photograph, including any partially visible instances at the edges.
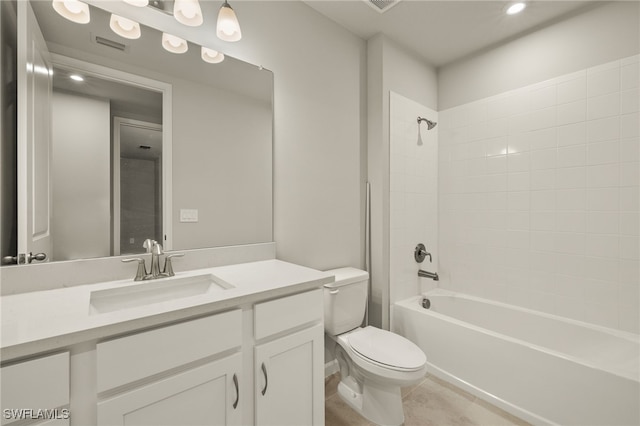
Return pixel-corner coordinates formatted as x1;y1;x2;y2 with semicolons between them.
173;0;203;27
162;33;188;54
201;47;224;64
216;2;241;42
506;2;526;15
110;14;141;39
51;0;90;24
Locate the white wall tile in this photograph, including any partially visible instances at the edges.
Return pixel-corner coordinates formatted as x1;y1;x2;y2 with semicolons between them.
587;211;619;234
587;67;620;98
557;189;586;211
619;211;639;236
587;117;619;143
587;188;619;211
531;149;557;170
587;93;620;120
585;234;619;258
556;211;586;233
486;137;509;157
620;187;639;211
526;128;557;150
620;162;640;186
620;138;640;162
620;113;640;139
621;89;639;114
438;55;639;334
531;169;556;190
556;167;585;189
557;100;586;125
508;152;530;172
557;76;586;105
587;164;619;188
486;155;507;174
532;190;556;211
620;62;639;90
588;140;620;166
558;122;586;147
558;145;587;168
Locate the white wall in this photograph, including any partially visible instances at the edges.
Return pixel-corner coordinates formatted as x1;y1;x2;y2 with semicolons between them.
51;91;110;261
438;55;639;333
439;1;640;110
368;35;437;328
389;92;438;309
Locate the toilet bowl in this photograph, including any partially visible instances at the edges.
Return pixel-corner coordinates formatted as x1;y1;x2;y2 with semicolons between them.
324;268;427;426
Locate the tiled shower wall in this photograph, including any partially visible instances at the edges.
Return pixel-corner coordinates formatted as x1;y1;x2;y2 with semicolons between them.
390;92;439;306
438;55;639;333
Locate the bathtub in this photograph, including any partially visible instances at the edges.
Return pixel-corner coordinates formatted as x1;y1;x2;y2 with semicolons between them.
392;289;640;426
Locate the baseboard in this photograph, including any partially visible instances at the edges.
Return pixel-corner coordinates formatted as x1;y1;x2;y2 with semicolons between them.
325;359;339;377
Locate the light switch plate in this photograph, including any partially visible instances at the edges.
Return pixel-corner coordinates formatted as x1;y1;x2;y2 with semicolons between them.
180;209;198;223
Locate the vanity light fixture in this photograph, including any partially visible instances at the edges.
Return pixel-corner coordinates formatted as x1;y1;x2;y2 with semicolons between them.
216;1;242;42
162;33;188;54
123;0;149;7
110;14;142;39
51;0;90;24
173;0;203;27
201;46;225;64
506;1;526;15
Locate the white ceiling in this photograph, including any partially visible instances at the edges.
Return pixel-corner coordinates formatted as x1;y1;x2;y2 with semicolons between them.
302;0;600;67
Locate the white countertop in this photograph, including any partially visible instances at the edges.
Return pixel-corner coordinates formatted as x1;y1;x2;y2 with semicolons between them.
1;259;333;361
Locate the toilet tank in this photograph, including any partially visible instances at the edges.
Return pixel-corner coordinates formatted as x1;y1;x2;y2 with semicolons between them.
323;267;369;335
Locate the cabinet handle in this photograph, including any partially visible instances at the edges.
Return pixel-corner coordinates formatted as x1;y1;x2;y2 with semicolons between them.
261;363;268;396
232;373;239;409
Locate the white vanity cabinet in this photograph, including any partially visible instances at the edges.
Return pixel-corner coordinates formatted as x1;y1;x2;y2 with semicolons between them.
253;290;324;426
96;310;243;426
0;352;70;426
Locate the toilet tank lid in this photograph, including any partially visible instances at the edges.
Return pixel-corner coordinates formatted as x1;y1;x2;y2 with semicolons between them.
323;267;369;288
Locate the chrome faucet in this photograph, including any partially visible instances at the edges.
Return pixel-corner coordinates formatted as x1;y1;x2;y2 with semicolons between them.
150;241;164;278
122;239;184;281
418;269;439;281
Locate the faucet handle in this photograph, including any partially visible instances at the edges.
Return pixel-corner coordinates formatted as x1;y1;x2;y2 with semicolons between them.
143;239;156;253
163;253;184;277
122;257;149;281
152;241;163;255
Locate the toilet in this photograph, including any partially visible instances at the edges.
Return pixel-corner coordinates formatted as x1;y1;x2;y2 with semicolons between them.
324;267;427;426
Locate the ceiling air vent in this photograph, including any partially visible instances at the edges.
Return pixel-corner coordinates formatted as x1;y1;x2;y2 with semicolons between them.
366;0;401;13
93;35;128;52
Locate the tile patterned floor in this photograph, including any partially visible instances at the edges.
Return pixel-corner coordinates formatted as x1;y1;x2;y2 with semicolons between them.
325;373;531;426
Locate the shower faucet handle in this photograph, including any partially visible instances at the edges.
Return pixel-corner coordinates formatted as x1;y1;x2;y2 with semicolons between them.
414;243;432;263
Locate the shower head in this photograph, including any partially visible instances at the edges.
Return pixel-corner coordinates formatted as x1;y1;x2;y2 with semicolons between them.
417;116;437;130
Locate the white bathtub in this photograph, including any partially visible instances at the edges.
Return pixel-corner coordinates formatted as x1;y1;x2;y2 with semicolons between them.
393;289;640;426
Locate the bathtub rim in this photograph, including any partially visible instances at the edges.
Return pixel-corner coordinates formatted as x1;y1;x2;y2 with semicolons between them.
394;289;640;382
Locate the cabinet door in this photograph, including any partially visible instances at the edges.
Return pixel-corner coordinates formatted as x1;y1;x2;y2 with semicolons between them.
98;353;242;426
255;324;324;426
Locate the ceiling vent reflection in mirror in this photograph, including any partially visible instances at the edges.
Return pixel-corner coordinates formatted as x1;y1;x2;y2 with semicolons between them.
366;0;401;13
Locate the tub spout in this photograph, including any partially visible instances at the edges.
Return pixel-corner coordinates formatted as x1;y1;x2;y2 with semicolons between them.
418;269;439;281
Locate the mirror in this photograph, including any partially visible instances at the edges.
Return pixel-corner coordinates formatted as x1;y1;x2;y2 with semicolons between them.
2;0;273;264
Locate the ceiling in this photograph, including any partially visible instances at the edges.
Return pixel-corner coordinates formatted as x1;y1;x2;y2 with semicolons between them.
302;0;600;67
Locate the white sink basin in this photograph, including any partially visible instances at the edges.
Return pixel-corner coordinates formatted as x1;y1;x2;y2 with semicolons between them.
89;274;234;314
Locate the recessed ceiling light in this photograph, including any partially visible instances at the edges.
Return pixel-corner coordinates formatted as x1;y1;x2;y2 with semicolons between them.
70;74;84;82
506;2;526;15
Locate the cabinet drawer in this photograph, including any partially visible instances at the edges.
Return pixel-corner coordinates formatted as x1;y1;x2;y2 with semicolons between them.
254;289;323;340
97;309;241;392
1;352;69;426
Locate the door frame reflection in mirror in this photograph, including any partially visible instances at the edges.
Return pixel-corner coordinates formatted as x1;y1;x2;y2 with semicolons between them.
51;53;173;256
113;117;163;256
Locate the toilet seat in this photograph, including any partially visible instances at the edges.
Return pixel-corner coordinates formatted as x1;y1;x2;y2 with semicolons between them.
346;326;426;372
